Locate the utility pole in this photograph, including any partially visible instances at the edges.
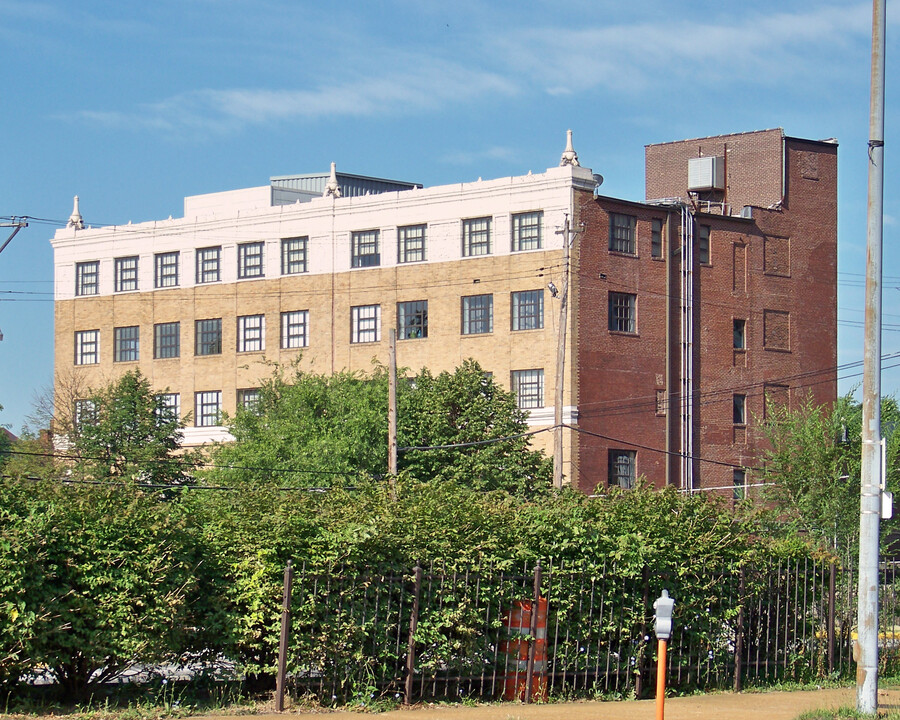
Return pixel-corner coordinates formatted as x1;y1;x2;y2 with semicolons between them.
0;218;28;256
388;329;398;479
857;0;886;714
553;215;577;489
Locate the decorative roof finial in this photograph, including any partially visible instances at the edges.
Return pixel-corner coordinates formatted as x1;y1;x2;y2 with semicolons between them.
67;195;84;229
559;129;580;167
323;162;342;198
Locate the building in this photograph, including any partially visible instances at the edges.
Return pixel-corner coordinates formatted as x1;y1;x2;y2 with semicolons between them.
51;128;837;494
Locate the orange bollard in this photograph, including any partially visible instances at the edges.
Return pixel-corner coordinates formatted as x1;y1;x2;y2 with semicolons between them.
656;638;667;720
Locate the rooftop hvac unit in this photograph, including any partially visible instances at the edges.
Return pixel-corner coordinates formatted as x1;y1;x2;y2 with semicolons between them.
740;205;754;219
688;156;725;191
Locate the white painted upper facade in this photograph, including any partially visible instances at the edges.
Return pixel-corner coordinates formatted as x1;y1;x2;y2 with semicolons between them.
51;163;597;300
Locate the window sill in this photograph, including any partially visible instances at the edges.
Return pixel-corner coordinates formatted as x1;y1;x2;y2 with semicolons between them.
608;330;639;338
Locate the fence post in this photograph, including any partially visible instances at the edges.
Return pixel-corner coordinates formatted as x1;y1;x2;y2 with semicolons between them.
525;560;542;704
275;561;294;712
734;568;744;693
828;560;836;675
404;564;423;706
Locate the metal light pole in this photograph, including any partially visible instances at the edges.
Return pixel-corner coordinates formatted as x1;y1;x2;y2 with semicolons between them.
857;0;886;714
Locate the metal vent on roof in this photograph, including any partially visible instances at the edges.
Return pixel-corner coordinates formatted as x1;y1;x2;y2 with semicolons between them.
688;156;725;191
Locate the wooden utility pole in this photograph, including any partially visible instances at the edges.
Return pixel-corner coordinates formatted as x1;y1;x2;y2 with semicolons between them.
388;329;398;479
553;215;575;488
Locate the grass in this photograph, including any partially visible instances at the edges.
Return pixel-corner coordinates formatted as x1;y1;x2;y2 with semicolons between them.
795;710;900;720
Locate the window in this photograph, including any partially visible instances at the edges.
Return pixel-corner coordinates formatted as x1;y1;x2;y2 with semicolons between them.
114;256;138;292
608;450;636;489
698;225;710;265
75;261;99;296
511;369;544;409
154;322;180;359
237;388;261;412
651;218;663;258
461;294;493;334
351;230;380;268
238;242;264;279
398;300;428;340
463;217;491;257
281;310;309;349
512;211;542;251
113;326;139;362
351;305;380;343
74;399;97;428
196;246;221;284
733;319;747;350
733;394;747;425
155;393;180;421
195;318;222;355
74;330;99;365
398;224;426;263
195;391;222;427
608;292;636;333
281;237;308;275
609;213;636;254
154;252;179;288
511;290;544;331
237;314;265;352
733;469;747;501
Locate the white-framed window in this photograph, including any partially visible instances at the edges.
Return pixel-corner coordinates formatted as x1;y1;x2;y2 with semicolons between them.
237;314;265;352
238;242;264;279
237;388;261;412
196;246;221;284
511;290;544;331
154;252;179;288
398;224;426;263
281;237;308;275
511;369;544;409
351;304;380;343
73;399;97;428
461;294;493;334
608;292;636;334
734;319;747;349
75;261;99;296
351;230;380;268
154;322;180;359
195;391;222;427
114;256;138;292
113;325;139;362
155;393;180;422
280;310;309;349
397;300;427;339
195;318;222;355
609;213;637;255
74;329;99;365
511;211;542;251
463;217;492;257
608;450;636;489
733;468;748;501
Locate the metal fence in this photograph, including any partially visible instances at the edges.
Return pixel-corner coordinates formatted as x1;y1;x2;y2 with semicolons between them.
274;558;900;706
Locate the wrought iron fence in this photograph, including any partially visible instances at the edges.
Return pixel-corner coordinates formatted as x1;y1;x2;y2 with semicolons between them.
275;558;899;706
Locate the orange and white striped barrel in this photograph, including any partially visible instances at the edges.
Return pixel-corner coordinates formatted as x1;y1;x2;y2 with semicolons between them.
499;598;548;701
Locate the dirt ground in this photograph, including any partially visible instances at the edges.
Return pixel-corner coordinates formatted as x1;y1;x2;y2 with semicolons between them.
229;687;900;720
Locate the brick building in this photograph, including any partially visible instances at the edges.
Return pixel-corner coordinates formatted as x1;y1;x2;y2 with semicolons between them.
50;128;837;494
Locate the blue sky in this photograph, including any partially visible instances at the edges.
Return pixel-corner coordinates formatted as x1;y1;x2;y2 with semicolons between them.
1;0;898;433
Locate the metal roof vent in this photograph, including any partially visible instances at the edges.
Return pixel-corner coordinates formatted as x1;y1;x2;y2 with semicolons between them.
688;156;725;191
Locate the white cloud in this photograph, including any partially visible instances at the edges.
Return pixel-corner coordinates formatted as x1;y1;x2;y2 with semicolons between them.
440;146;520;166
71;60;515;137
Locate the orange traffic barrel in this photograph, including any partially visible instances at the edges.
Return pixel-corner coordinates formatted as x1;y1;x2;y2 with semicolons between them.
499;597;548;701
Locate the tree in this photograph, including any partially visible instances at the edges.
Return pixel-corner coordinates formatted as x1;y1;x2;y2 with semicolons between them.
759;394;900;555
398;359;552;494
68;370;196;485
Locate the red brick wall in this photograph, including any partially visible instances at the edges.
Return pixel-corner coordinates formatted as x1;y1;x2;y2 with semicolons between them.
572;131;837;495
